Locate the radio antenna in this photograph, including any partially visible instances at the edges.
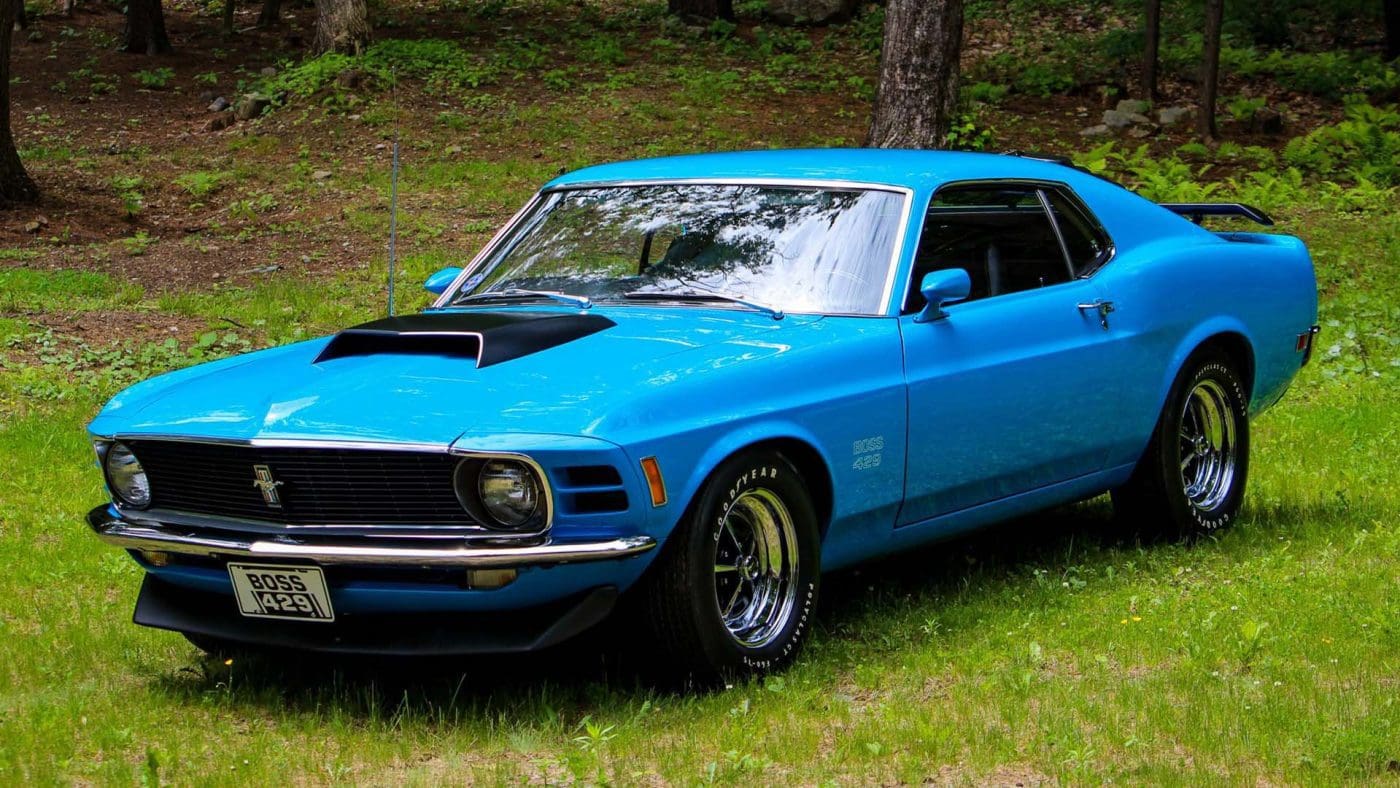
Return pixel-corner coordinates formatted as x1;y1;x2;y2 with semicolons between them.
387;68;400;317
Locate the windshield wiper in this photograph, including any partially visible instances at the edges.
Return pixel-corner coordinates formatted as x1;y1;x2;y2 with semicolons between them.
454;288;593;309
623;289;784;320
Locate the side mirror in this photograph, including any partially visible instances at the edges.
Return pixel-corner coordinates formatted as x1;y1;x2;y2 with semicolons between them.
914;268;972;323
423;267;463;295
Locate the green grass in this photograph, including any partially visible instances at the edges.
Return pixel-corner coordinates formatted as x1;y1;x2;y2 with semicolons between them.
1;0;1398;780
0;367;1397;783
1;198;1397;782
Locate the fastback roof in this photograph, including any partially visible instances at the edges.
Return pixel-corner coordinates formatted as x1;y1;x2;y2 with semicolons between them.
545;148;1099;191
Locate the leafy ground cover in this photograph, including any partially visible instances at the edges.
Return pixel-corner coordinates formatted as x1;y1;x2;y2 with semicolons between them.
1;0;1398;783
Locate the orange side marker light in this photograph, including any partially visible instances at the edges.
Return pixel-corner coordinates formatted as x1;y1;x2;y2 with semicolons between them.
640;456;667;507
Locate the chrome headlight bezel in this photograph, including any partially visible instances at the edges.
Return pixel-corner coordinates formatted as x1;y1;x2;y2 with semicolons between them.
102;441;152;509
453;454;550;533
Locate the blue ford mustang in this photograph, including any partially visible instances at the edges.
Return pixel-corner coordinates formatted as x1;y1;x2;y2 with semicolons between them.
86;149;1319;677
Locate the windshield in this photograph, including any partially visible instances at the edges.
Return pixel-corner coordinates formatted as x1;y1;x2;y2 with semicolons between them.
444;183;906;316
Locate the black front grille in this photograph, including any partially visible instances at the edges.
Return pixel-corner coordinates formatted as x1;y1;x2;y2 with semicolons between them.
128;440;474;526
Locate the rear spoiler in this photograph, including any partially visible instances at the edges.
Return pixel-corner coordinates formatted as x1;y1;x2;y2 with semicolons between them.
1160;203;1274;226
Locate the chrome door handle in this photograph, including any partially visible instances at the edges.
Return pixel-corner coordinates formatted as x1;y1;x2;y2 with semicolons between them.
1077;300;1115;330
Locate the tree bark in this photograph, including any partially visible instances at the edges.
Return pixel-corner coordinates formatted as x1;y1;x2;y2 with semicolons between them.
312;0;370;55
1385;0;1399;61
257;0;281;28
123;0;173;54
13;0;26;31
867;0;965;149
1198;0;1224;141
223;0;235;35
0;0;38;205
1142;0;1160;99
667;0;733;22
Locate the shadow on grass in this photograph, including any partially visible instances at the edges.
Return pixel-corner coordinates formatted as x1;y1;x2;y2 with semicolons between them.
146;493;1355;719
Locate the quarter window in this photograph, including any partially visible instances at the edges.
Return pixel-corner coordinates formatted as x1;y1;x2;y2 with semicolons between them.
1044;190;1111;273
905;184;1071;312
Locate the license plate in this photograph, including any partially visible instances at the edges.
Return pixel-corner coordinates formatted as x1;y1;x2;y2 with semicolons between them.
227;563;335;622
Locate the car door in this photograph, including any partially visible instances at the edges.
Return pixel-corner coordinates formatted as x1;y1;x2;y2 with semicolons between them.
897;182;1122;526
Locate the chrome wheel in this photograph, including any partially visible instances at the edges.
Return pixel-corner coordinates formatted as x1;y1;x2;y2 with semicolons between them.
712;488;800;648
1178;379;1238;511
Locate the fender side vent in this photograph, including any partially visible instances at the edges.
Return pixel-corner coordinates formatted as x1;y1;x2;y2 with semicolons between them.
569;490;630;514
562;465;624;487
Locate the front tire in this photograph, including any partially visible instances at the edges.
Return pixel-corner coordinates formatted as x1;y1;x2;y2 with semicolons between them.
1113;353;1250;539
641;449;820;681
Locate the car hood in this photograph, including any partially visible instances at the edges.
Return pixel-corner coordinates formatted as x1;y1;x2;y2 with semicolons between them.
90;307;822;446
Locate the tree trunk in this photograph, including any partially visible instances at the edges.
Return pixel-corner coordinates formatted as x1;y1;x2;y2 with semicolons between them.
667;0;733;22
257;0;281;28
1198;0;1224;141
13;0;26;31
1385;0;1399;61
1142;0;1160;99
223;0;235;35
123;0;173;54
867;0;965;149
0;0;38;205
312;0;370;54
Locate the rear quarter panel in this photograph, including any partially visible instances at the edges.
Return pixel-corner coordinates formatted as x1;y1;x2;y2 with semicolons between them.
1092;226;1318;469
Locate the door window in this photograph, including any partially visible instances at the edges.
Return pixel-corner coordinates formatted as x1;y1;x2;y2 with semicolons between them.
905;184;1072;313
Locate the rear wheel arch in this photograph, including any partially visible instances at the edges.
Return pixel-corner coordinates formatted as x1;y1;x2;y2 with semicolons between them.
1194;331;1255;401
1156;327;1257;419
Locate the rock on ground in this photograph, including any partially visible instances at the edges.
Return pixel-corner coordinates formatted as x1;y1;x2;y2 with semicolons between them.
1158;106;1192;126
1115;98;1151;115
234;94;272;121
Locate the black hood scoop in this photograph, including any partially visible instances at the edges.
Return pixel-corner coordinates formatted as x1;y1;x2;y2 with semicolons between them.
314;311;616;368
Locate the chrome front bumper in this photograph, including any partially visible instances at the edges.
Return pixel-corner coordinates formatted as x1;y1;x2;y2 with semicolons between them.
86;506;656;568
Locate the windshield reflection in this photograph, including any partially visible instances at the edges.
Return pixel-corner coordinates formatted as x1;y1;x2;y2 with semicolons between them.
448;184;905;315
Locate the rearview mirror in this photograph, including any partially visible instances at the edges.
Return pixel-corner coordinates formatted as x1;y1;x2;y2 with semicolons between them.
423;267;463;295
914;268;971;323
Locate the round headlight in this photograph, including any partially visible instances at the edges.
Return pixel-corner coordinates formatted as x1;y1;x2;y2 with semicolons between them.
104;442;151;509
476;459;541;528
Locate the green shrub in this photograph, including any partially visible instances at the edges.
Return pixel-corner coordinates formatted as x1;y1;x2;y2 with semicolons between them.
944;113;995;151
133;67;175;90
1283;102;1400;186
964;81;1009;105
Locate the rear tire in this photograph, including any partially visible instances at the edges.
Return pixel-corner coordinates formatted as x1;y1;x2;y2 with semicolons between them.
641;449;820;681
1112;352;1250;540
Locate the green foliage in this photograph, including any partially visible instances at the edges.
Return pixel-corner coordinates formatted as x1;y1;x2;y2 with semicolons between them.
265;39;508;109
963;81;1009;106
1225;95;1268;123
1233;50;1399;101
110;175;145;218
174;171;230;198
945;112;995;151
120;231;155;257
132;68;176;90
576;33;628;66
1161;40;1400;100
968;30;1118;98
1282;102;1400;186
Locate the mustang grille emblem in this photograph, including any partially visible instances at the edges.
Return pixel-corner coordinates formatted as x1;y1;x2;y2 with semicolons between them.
251;464;284;508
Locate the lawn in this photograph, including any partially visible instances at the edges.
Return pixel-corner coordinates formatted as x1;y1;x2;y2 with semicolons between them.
1;0;1399;783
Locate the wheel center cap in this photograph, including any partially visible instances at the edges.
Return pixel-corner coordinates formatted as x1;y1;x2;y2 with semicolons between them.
739;556;759;580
